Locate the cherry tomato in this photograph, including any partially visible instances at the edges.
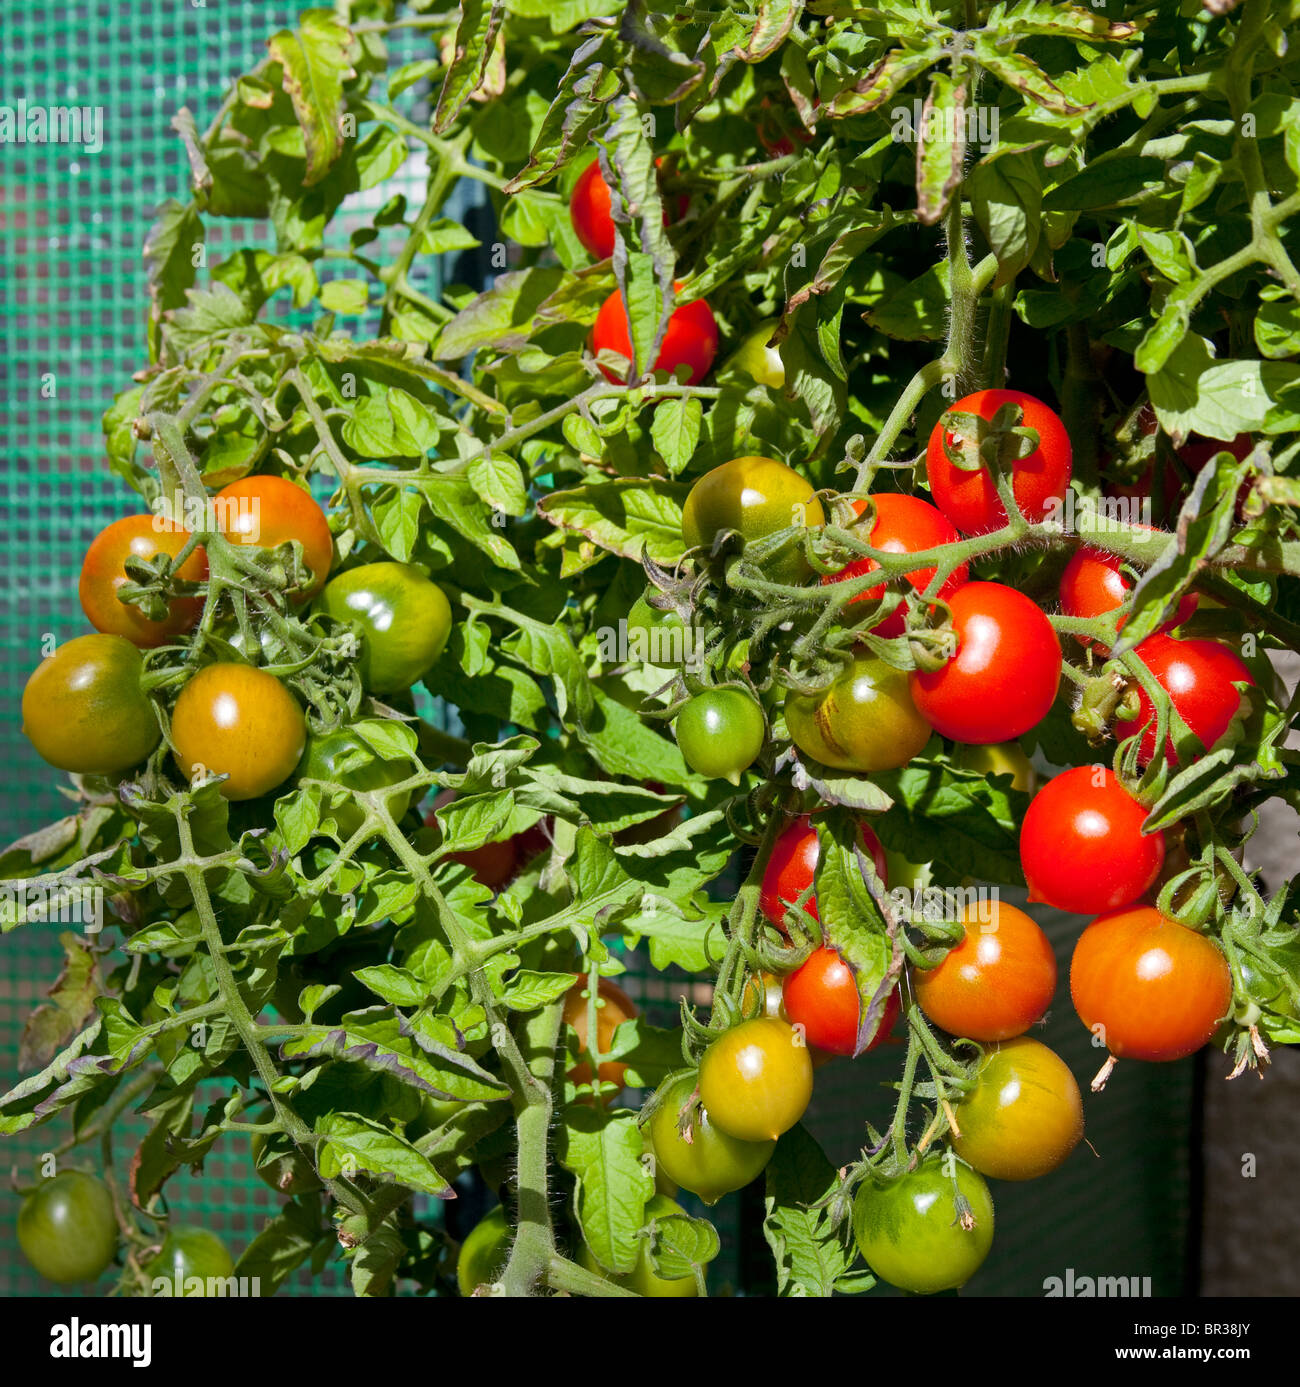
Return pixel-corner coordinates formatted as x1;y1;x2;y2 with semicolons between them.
23;635;162;776
786;654;932;772
758;813;888;931
215;475;333;601
697;1017;813;1142
909;582;1061;744
457;1206;510;1295
953;741;1036;794
913;900;1057;1042
1127;634;1255;767
17;1172;117;1285
743;970;786;1019
144;1227;236;1296
1070;906;1232;1061
674;688;765;784
1059;543;1197;650
926;389;1072;535
449;837;521;890
171;663;306;800
952;1037;1084;1181
79;515;208;647
647;1073;774;1205
578;1195;701;1298
564;976;638;1097
1020;766;1165;915
569;157;685;260
781;948;900;1056
682;455;825;583
250;1131;323;1196
853;1155;994;1295
317;562;453;695
756;97;816;157
823;494;969;638
294;729;414;838
626;593;692;667
591;290;718;385
726;321;785;389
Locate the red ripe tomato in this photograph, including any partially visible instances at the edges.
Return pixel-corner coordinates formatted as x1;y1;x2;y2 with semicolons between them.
1070;906;1232;1061
909;582;1061;744
591;290;718;385
758;814;887;932
913;900;1057;1042
926;389;1072;535
80;516;208;647
450;838;520;891
1178;432;1252;473
822;494;969;638
1020;767;1165;915
1128;634;1255;766
215;475;334;602
569;157;685;260
781;948;899;1056
1059;543;1197;650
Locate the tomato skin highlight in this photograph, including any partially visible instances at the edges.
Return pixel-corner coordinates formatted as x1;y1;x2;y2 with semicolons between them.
1059;544;1197;650
216;475;333;601
913;900;1057;1042
674;687;765;784
758;813;888;931
1128;634;1254;767
926;389;1072;535
563;976;638;1096
781;948;899;1056
698;1017;813;1142
22;634;161;776
79;515;208;646
171;663;306;801
822;493;969;638
786;654;932;772
853;1156;994;1295
591;290;718;385
1070;906;1232;1061
317;562;453;695
647;1074;774;1205
17;1172;118;1285
909;582;1061;744
1020;767;1165;915
952;1037;1084;1181
726;321;785;389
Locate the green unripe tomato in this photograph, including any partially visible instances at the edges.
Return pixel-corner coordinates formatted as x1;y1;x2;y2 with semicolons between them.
457;1206;510;1296
22;634;161;775
17;1171;118;1285
647;1074;774;1205
626;594;693;667
785;655;931;772
853;1156;994;1295
674;688;765;784
682;456;825;583
578;1195;701;1297
953;741;1037;794
144;1227;236;1296
294;729;414;838
726;322;785;389
317;562;452;695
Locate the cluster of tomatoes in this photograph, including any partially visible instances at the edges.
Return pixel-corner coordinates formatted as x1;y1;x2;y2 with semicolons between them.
21;474;453;809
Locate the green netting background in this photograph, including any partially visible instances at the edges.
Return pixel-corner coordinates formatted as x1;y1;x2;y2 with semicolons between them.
0;0;1196;1298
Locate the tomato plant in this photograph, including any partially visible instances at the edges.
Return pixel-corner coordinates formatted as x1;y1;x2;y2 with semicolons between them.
951;1038;1084;1182
17;1172;118;1285
913;901;1057;1042
1070;907;1233;1063
457;1207;510;1296
1020;767;1166;915
5;0;1298;1306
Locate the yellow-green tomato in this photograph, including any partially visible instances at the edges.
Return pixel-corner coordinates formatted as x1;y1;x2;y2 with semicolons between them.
853;1156;994;1295
727;322;785;389
674;688;765;784
954;741;1037;795
784;655;932;772
951;1037;1084;1181
697;1018;813;1143
647;1074;774;1205
578;1196;702;1297
17;1172;118;1285
682;456;825;582
457;1206;510;1296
